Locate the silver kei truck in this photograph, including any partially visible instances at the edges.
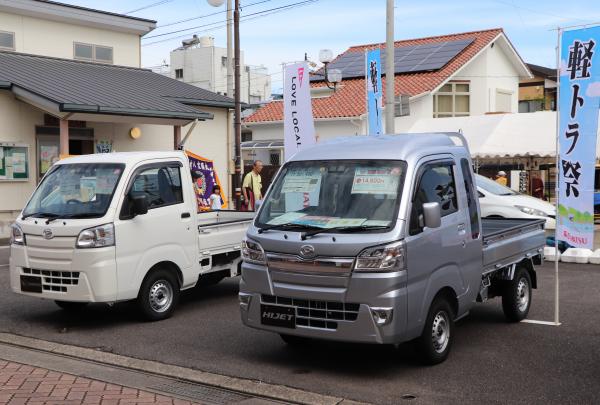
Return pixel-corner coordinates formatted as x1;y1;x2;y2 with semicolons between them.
239;133;545;364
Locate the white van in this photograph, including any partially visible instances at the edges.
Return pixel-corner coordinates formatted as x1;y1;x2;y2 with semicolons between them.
9;151;252;320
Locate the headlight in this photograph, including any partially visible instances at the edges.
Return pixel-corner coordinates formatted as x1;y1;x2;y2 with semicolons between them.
515;205;548;217
242;239;266;265
354;241;405;272
76;223;115;248
10;224;25;245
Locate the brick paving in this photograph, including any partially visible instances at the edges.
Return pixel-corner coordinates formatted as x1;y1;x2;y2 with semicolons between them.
0;360;200;405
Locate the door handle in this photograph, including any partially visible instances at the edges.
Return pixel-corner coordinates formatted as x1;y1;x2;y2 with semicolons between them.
457;223;466;235
181;212;191;219
200;229;211;234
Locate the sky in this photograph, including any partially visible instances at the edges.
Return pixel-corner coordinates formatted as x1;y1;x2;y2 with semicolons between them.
69;0;600;92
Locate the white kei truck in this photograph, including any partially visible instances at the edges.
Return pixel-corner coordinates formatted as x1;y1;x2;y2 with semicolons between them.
9;151;253;320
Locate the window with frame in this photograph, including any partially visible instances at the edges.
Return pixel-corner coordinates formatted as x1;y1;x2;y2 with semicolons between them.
130;165;183;209
221;56;227;67
175;68;184;79
74;42;113;64
433;82;470;118
0;31;15;51
410;162;458;234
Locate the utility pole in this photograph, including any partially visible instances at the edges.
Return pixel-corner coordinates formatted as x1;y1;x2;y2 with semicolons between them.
385;0;395;134
233;0;242;209
226;0;233;100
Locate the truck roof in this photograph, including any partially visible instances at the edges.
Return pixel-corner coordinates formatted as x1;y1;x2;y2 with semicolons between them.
56;151;187;165
290;133;460;162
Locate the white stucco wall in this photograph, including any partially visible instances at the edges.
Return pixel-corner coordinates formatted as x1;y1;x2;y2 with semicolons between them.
246;118;365;144
452;40;520;114
0;11;141;67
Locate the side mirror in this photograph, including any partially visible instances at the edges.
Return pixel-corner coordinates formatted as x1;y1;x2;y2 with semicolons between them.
131;194;149;216
422;202;441;229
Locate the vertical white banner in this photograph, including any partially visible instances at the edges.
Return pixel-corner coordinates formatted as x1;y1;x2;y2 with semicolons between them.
283;62;316;161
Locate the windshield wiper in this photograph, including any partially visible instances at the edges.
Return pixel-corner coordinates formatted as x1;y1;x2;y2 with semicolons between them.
301;225;390;240
21;212;61;221
257;222;323;234
61;213;102;219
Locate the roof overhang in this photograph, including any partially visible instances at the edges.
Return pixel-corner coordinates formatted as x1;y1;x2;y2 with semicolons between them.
3;84;210;126
0;0;156;36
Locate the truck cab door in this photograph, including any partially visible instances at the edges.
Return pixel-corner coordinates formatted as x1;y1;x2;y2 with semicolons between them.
404;157;466;336
456;157;484;306
114;161;197;300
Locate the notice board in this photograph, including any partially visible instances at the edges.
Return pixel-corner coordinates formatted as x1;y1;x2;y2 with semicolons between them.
0;144;29;181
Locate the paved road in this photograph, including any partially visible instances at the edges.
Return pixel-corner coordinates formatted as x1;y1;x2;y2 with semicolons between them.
0;261;598;405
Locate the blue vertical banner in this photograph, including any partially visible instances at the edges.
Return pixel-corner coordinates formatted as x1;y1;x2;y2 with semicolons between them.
557;27;600;249
366;49;383;136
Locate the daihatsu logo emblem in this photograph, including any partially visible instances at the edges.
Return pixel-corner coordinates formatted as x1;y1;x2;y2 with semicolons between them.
299;245;315;258
43;229;54;240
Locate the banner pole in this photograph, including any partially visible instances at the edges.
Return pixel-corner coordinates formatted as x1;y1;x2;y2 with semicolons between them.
554;27;561;326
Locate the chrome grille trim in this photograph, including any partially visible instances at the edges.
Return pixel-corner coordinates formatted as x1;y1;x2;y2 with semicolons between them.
266;253;354;275
261;294;360;330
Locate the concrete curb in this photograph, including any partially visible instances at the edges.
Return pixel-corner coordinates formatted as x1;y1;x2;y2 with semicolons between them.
0;332;368;405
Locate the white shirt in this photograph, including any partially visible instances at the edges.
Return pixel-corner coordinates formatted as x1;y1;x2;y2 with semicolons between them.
210;193;222;210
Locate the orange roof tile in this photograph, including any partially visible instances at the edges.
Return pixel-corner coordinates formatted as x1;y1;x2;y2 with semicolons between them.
245;28;504;123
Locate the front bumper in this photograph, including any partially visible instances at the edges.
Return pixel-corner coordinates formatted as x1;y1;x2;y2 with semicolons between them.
239;262;407;344
9;244;118;302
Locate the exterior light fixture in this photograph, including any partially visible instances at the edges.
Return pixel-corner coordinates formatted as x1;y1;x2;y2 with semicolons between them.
318;48;342;91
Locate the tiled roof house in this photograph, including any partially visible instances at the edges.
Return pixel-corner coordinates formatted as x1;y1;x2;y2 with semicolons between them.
242;28;532;164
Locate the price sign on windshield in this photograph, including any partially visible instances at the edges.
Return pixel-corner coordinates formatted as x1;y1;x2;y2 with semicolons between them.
351;167;401;195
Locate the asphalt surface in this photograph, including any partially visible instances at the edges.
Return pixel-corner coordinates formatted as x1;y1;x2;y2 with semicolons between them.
0;257;598;405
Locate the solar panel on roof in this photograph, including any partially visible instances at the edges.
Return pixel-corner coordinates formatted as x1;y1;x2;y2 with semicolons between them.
311;38;474;81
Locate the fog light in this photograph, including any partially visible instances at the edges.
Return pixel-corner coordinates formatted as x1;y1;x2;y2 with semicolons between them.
371;307;393;326
239;293;252;310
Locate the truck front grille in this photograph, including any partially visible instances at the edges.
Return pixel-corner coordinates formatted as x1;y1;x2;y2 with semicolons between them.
261;294;360;330
22;268;80;293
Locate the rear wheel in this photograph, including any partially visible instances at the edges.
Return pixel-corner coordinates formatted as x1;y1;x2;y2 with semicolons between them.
55;301;88;312
137;269;180;321
417;297;455;365
502;267;532;322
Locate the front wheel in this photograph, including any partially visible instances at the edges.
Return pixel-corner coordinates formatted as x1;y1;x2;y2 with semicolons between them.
417;297;455;365
137;269;180;321
502;267;532;322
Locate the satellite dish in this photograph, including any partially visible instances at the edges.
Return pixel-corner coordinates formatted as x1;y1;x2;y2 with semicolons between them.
207;0;225;6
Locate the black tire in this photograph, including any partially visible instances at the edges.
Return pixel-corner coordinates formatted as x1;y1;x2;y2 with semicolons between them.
502;267;532;322
280;334;309;346
417;297;455;365
55;300;88;312
137;269;180;321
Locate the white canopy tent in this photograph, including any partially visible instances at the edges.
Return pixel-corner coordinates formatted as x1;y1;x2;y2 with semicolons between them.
406;111;600;158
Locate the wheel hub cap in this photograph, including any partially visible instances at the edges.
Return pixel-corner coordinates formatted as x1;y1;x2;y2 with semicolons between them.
516;277;530;312
431;310;450;354
149;280;173;313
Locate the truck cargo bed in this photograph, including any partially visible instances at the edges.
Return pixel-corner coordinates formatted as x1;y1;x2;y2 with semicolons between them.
481;218;546;273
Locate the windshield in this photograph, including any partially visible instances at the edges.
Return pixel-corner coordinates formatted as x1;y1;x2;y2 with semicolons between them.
23;163;125;219
476;174;517;196
256;160;406;231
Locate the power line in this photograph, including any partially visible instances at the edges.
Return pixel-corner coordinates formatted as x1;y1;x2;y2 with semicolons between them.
125;0;175;15
490;0;593;24
143;0;319;41
158;0;273;28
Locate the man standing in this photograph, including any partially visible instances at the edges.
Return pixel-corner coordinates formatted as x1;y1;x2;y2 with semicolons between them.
495;170;508;186
531;173;544;200
242;160;263;211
